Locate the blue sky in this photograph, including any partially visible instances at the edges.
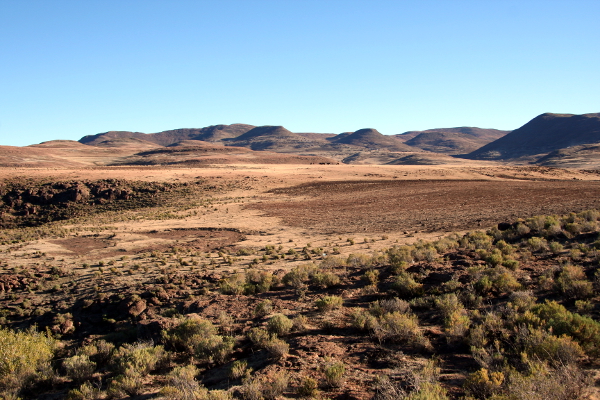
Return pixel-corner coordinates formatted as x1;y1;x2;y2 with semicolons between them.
1;0;598;146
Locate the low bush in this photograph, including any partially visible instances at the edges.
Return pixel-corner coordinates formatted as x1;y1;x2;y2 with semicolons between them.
323;361;345;387
373;311;429;349
63;354;96;382
160;364;207;400
532;300;600;356
311;271;340;288
267;314;293;336
254;299;273;318
112;341;167;376
315;295;343;312
297;376;319;398
0;327;55;393
391;272;423;298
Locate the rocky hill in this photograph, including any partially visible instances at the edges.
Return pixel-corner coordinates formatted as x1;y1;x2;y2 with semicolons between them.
222;126;322;151
79;124;255;147
329;128;415;151
396;127;509;155
465;113;600;161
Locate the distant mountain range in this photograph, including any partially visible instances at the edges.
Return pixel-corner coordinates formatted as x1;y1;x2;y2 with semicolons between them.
73;112;600;167
2;112;600;168
77;124;508;164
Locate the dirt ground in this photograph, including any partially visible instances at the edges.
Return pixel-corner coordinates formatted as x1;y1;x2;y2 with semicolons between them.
2;164;599;262
3;163;600;399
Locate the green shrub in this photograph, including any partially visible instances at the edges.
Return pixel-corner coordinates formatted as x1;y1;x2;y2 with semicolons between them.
532;300;600;356
508;290;536;312
362;269;380;285
391;272;423;298
66;381;102;400
194;334;235;364
323;361;345;387
555;265;593;299
219;273;245;295
245;269;274;293
527;237;548;252
387;245;414;269
346;253;372;268
315;295;343;312
77;339;115;366
350;308;378;331
164;316;218;354
161;364;207;400
63;354;96;382
311;271;340;288
297;376;319;398
263;370;289;400
267;314;293;336
229;360;250;380
263;336;289;359
254;300;273;318
247;328;270;347
112;341;167;376
283;264;316;288
373;312;429;349
108;370;144;397
503;362;592;400
435;293;463;319
549;241;564;255
464;368;504;399
0;327;55;392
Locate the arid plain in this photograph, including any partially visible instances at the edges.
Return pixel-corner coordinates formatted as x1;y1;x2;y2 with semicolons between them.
3;126;600;399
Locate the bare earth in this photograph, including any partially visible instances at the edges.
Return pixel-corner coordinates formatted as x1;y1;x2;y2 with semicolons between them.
1;164;599;260
3;163;600;399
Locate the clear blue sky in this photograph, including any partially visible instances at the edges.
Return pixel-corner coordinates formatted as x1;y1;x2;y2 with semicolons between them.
1;0;598;146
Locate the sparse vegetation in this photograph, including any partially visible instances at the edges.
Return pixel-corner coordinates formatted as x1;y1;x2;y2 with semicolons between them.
3;170;600;399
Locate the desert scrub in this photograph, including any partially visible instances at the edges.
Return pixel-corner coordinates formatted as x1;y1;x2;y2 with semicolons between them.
387;245;414;270
63;354;96;382
530;300;600;356
297;376;319;398
346;252;373;268
391;272;423;298
66;381;103;400
372;311;430;349
229;360;251;380
315;295;343;312
267;313;293;336
473;266;520;294
194;334;235;364
555;264;594;299
362;269;380;285
369;298;411;317
263;336;290;359
322;360;345;387
159;364;207;400
219;273;245;295
311;270;340;288
112;341;167;376
283;263;317;289
254;299;273;318
245;269;274;293
164;316;218;353
0;327;55;393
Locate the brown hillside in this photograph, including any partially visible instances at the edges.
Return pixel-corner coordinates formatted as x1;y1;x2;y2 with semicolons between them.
79;124;255;147
223;126;320;151
110;140;337;165
465;112;600;161
330;128;415;151
397;127;509;154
